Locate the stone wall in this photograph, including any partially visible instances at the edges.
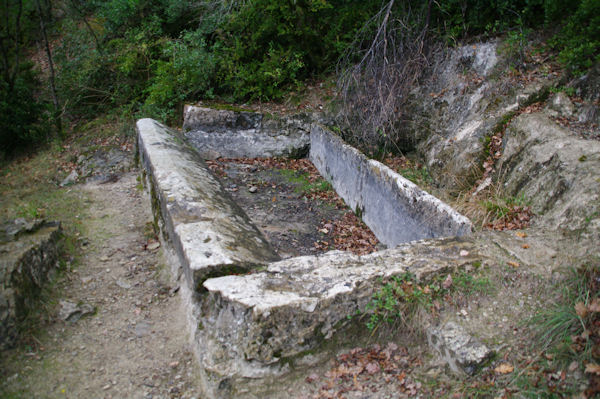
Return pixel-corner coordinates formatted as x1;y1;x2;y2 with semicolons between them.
0;219;62;349
182;105;314;159
136;118;279;291
310;124;472;247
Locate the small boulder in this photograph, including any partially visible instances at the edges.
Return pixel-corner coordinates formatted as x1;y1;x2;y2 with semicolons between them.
578;103;599;124
1;220;62;348
427;321;493;375
548;92;575;117
60;170;79;187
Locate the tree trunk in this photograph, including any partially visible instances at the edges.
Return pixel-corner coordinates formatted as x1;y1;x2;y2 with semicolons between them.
34;0;62;135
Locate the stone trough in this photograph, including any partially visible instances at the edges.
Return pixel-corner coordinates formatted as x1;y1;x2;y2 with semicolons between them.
137;108;480;398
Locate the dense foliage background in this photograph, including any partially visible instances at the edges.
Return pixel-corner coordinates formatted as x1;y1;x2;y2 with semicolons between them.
1;0;599;155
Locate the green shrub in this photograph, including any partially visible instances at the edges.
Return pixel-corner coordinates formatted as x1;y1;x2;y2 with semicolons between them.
48;0;600;127
213;0;380;101
99;0;201;37
144;30;216;120
55;16;167;117
0;67;48;153
552;0;600;74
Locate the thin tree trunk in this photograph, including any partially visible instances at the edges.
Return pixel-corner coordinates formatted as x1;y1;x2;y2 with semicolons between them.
35;0;62;134
4;0;23;91
69;0;102;52
13;0;22;89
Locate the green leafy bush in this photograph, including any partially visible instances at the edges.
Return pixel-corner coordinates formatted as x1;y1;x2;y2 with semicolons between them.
213;0;379;101
552;0;600;74
99;0;201;37
0;67;48;154
144;30;216;120
46;0;600;129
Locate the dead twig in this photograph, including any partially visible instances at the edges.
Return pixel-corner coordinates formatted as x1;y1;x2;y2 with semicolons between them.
337;1;439;156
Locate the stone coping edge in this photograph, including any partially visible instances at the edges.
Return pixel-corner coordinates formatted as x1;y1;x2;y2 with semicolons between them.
310;124;473;247
136;118;279;291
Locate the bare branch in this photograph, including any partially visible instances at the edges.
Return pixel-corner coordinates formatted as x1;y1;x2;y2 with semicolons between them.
35;0;61;133
336;0;439;156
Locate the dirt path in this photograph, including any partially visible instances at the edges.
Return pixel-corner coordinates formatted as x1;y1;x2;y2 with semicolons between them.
1;171;200;399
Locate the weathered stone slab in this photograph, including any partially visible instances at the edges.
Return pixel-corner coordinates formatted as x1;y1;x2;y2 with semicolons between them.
310;125;472;247
383;41;556;191
427;321;493;375
0;219;61;349
136;118;279;291
196;237;479;398
182;105;311;159
498;113;600;232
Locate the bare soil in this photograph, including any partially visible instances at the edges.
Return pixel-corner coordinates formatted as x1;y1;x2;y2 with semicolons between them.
207;158;381;257
1;171;201;399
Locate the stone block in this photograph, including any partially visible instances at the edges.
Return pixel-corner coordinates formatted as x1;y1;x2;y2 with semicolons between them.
196;237;480;398
182;106;311;159
136;118;279;291
427;321;493;375
310;125;472;247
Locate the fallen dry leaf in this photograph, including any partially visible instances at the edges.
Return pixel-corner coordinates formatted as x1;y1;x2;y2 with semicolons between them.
516;231;528;238
585;363;600;375
589;298;600;313
495;363;514;374
442;274;453;289
507;261;520;268
575;302;589;318
522;244;530;249
569;361;579;372
365;362;380;374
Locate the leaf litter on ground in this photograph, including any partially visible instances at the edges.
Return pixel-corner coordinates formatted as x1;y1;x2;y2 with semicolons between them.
307;343;424;398
206;157;380;255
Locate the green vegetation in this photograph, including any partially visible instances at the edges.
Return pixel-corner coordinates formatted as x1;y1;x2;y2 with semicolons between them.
365;273;436;331
453;270;492;295
363;269;490;332
398;164;433;188
1;0;598;157
278;168;332;195
531;264;599;358
481;194;530;221
550;0;600;74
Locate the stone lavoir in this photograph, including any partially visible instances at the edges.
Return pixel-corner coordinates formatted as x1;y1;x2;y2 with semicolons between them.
137;105;484;398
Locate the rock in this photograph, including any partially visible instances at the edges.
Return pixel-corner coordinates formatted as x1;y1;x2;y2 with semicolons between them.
571;61;600;102
427;321;493;375
135;321;151;337
60;170;79;187
387;41;555;191
195;238;481;397
248;186;258;193
497;113;600;232
182;106;312;159
548;92;575;117
147;241;160;251
78;148;133;183
0;218;46;243
59;300;95;322
578;104;600;124
116;279;132;289
1;220;61;349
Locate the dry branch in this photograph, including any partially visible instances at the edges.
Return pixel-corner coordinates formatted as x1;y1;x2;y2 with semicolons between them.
337;0;438;155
